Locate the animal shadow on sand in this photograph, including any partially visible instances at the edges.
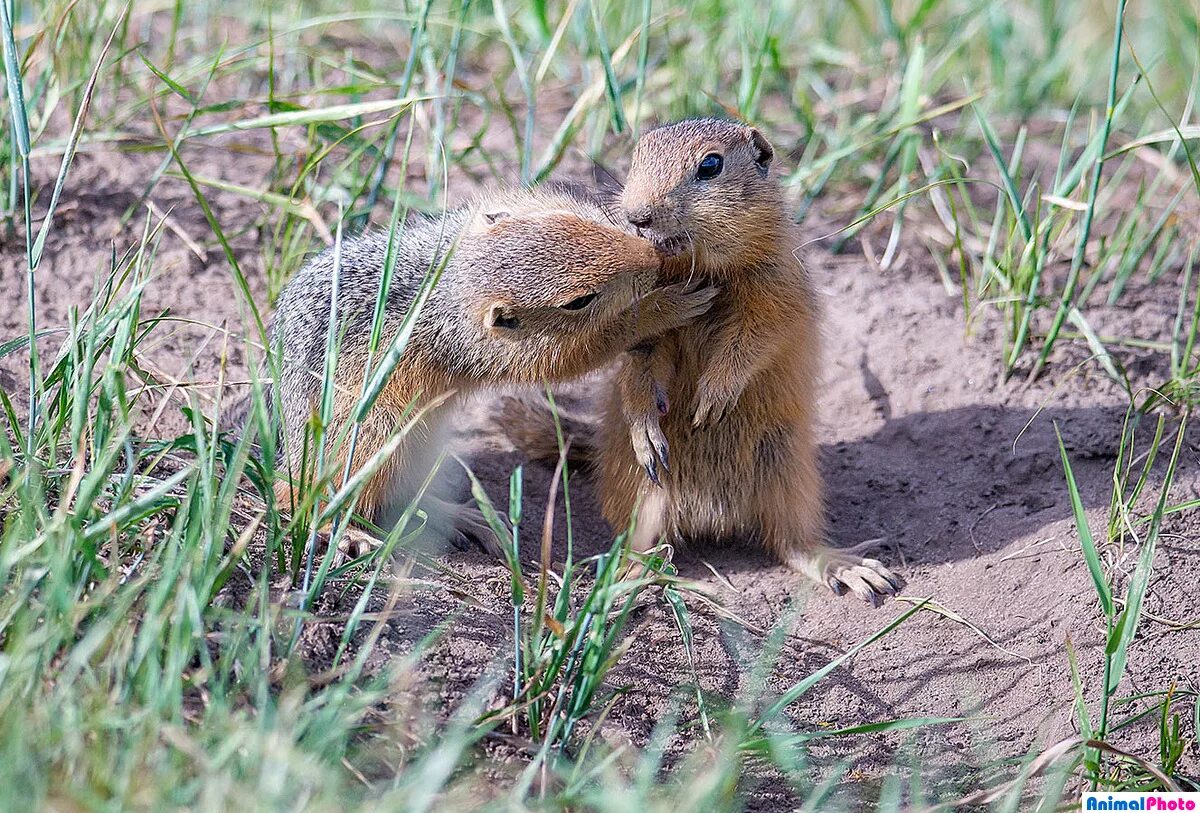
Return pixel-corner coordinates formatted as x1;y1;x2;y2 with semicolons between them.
467;402;1187;576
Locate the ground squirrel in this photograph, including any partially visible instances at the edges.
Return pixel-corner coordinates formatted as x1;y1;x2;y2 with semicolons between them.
505;119;898;603
269;186;717;549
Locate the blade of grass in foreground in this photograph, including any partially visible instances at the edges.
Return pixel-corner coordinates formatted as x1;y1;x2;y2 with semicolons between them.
750;599;926;734
341;118;419;488
2;0;36;454
294;208;346;634
1107;415;1187;706
1059;402;1188;791
1055;422;1114;620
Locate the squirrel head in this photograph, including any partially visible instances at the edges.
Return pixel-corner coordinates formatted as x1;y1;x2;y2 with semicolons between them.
621;118;783;271
454;192;662;341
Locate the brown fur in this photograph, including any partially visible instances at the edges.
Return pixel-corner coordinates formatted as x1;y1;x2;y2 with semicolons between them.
603;118;898;603
496;392;596;466
270;186;717;549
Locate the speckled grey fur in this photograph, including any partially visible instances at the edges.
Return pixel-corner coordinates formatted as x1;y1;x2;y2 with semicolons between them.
269;207;467;446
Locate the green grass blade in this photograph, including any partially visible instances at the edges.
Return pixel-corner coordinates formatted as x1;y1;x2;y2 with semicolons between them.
30;9;125;268
1032;0;1128;379
0;0;30;158
1108;416;1188;695
184;96;424;138
1054;423;1114;620
751;599;925;733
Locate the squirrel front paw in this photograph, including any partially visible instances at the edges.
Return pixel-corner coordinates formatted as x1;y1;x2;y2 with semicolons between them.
644;282;719;332
691;374;743;426
630;414;669;486
629;387;670;486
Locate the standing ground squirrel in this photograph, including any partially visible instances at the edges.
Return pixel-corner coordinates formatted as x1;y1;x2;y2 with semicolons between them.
503;120;898;603
608;118;899;603
270;186;717;549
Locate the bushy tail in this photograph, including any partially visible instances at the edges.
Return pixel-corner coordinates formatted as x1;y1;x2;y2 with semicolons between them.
497;393;599;469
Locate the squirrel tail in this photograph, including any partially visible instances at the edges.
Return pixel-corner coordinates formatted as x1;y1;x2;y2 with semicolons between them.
497;393;599;470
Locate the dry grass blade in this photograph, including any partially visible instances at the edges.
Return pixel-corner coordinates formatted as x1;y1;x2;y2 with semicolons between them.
895;595;1033;665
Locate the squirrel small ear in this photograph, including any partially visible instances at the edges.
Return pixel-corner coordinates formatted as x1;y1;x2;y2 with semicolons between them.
483;210;511;225
748;128;774;172
486;303;522;332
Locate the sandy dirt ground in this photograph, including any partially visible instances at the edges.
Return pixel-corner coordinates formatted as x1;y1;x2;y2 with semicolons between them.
2;125;1197;804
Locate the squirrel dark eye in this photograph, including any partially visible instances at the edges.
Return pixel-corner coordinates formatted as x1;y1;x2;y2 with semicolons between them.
696;153;723;180
559;292;598;311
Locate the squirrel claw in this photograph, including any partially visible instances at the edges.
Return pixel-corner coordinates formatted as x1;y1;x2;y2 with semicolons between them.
791;548;900;605
693;398;732;427
630;411;670;486
692;403;721;427
691;379;741;427
832;558;900;604
653;382;670;416
691;397;715;427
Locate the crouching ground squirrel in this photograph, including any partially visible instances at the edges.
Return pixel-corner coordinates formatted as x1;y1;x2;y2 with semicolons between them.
506;120;898;603
269;186;717;549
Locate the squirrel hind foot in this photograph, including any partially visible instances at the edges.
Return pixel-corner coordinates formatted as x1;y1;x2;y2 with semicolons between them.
496;393;599;468
787;546;901;607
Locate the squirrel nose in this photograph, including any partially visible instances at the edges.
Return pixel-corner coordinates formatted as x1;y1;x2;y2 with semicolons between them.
625;207;654;228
